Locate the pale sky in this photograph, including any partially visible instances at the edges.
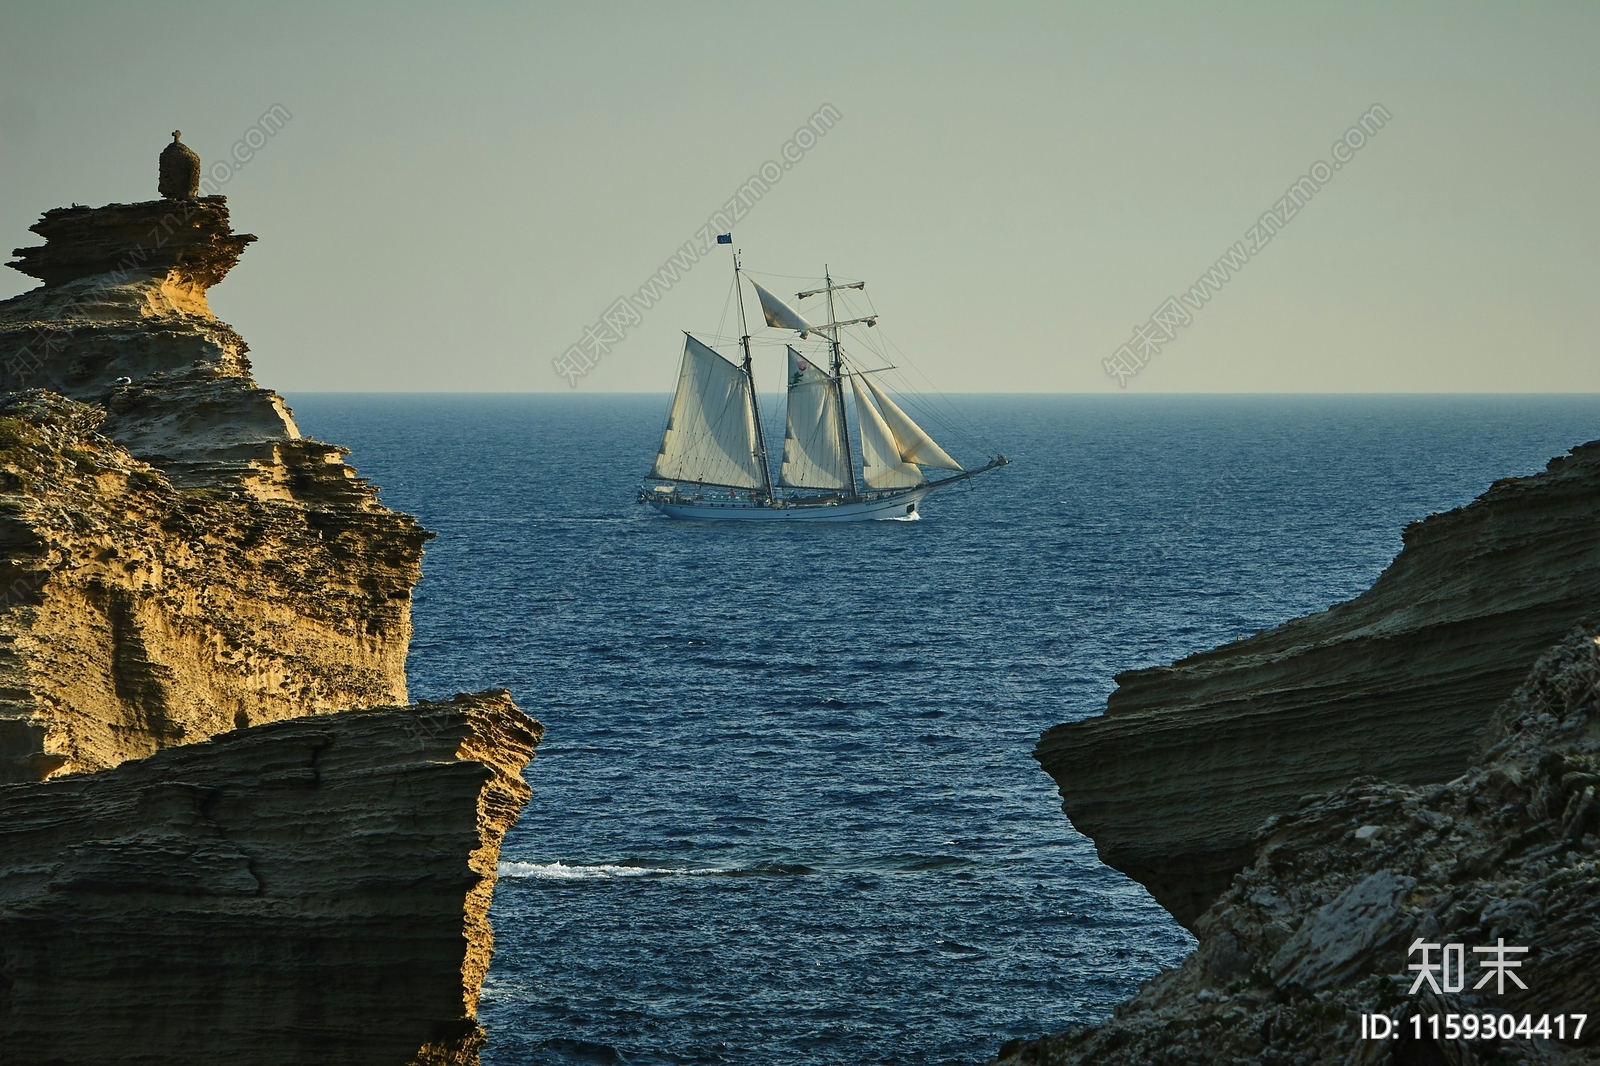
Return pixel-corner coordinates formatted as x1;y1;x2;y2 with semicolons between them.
1;2;1596;393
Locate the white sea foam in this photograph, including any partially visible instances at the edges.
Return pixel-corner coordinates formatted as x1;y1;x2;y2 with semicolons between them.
497;860;729;880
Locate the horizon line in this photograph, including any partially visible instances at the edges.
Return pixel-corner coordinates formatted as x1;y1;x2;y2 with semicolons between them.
276;390;1600;397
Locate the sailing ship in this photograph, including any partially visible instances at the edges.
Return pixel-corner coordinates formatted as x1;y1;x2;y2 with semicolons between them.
638;252;1007;521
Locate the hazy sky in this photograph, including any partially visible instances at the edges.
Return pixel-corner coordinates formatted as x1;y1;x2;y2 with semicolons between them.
1;2;1596;393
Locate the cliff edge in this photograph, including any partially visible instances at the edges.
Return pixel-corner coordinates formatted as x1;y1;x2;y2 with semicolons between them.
1036;443;1600;927
996;625;1600;1065
0;170;538;1066
0;691;540;1066
0;197;430;783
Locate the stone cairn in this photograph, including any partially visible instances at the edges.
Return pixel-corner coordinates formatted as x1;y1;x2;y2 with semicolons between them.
158;130;201;199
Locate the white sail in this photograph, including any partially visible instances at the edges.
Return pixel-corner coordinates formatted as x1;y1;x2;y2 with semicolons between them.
860;375;963;471
780;347;849;489
749;278;816;335
651;335;765;488
850;375;924;489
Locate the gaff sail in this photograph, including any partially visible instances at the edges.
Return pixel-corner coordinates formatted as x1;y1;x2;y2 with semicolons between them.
780;347;850;489
651;335;765;488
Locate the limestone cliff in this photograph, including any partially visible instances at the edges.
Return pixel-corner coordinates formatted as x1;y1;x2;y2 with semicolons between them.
0;179;540;1065
995;626;1600;1065
1036;442;1600;927
0;198;429;783
0;691;541;1066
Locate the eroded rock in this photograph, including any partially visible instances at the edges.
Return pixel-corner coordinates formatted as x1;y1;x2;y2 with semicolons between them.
1037;443;1600;926
0;691;541;1066
0;199;430;782
994;628;1600;1065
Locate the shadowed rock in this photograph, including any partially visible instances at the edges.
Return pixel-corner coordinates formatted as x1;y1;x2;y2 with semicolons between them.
158;130;201;199
0;692;542;1066
1037;441;1600;928
993;626;1600;1065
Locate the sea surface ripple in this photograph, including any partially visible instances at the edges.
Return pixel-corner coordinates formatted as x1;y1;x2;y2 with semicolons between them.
287;393;1600;1066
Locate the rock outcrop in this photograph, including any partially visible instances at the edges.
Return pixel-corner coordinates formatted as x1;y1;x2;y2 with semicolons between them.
1036;443;1600;927
995;626;1600;1065
0;184;537;1064
0;691;541;1066
0;198;430;783
5;196;346;488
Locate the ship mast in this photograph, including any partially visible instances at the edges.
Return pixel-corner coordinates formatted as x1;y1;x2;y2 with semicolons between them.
821;265;860;499
733;250;775;502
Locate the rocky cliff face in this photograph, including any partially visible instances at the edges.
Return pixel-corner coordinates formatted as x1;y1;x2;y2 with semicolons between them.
1036;443;1600;927
0;198;430;783
996;626;1600;1066
0;185;537;1064
0;691;541;1066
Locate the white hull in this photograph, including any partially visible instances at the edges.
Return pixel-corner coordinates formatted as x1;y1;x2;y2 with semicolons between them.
649;486;932;522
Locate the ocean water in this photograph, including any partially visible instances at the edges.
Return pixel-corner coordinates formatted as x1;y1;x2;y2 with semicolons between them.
287;393;1599;1066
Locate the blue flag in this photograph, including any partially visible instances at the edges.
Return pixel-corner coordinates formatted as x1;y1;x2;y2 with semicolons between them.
716;233;732;244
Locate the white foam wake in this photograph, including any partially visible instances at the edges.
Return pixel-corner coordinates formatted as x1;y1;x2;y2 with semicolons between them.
497;860;728;881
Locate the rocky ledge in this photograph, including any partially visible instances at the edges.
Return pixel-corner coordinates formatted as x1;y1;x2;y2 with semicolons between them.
1037;443;1600;927
0;197;430;783
0;691;541;1066
996;626;1600;1065
3;196;347;490
0;179;537;1065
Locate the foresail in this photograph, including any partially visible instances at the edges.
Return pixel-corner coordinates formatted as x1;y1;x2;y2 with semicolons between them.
651;335;765;489
850;375;924;489
861;376;964;471
780;347;849;489
749;278;816;335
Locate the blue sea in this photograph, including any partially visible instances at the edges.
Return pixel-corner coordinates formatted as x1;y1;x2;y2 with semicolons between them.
287;393;1598;1066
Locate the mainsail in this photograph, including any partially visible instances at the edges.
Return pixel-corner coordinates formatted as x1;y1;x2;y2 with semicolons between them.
779;347;849;489
859;375;963;471
652;335;765;488
850;375;924;489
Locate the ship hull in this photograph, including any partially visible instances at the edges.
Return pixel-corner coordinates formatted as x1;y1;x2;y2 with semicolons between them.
647;486;932;522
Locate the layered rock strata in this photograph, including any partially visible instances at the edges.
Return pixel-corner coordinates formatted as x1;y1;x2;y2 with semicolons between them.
1037;443;1600;927
0;691;542;1066
2;197;296;486
0;198;429;783
995;626;1600;1065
